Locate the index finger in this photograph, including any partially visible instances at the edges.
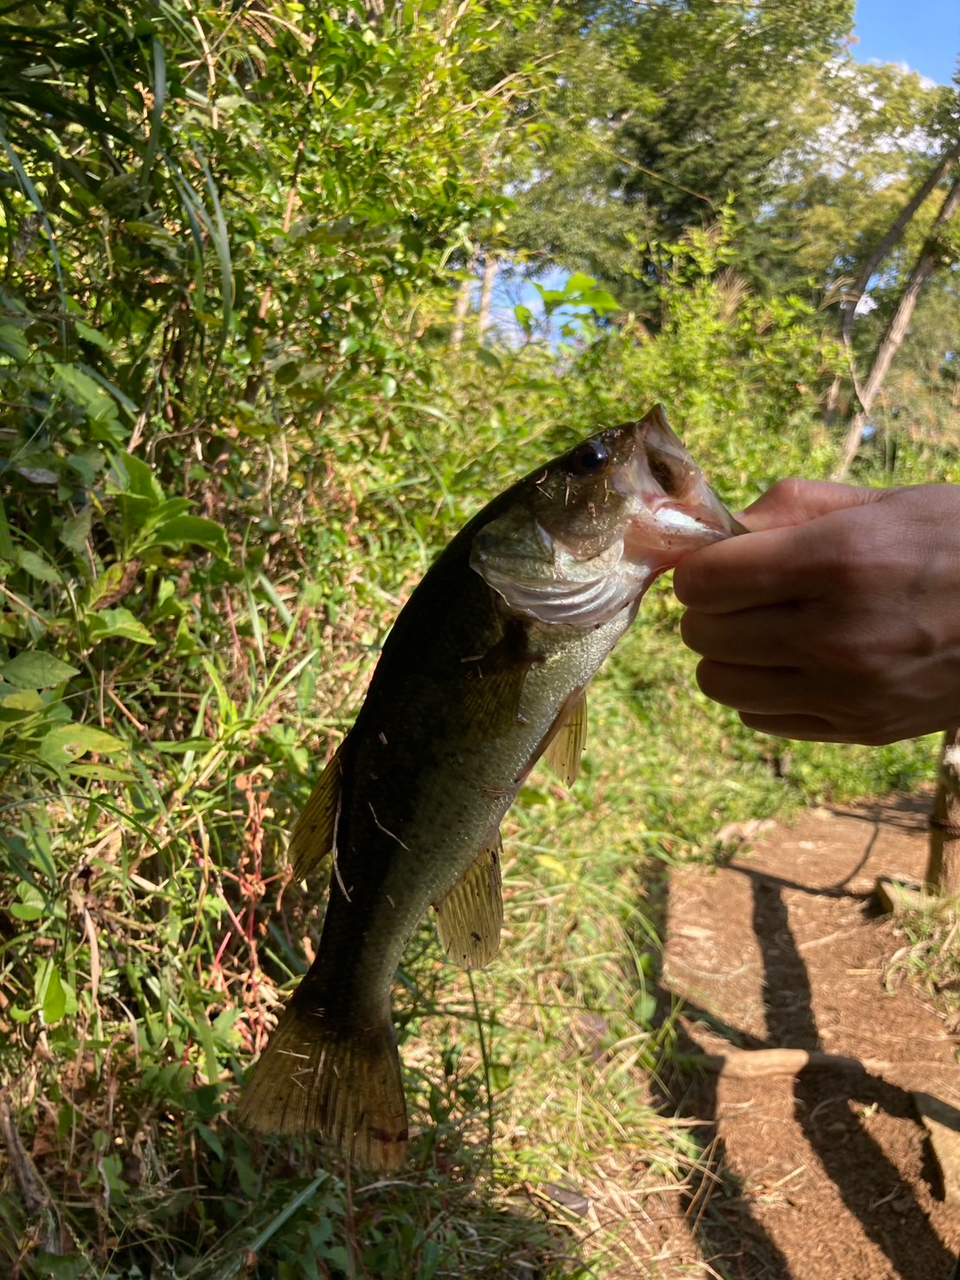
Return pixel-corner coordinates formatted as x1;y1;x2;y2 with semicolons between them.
673;524;815;613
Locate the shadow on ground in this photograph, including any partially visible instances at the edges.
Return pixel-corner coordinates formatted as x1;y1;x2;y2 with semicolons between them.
642;796;960;1280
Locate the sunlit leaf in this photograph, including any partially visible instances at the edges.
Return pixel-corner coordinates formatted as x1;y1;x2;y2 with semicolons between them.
85;607;156;646
1;652;79;688
40;724;129;769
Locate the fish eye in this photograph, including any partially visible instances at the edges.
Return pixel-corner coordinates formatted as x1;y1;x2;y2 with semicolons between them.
568;439;611;476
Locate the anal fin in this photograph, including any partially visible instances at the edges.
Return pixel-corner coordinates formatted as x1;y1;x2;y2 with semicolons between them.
434;834;504;970
541;691;588;787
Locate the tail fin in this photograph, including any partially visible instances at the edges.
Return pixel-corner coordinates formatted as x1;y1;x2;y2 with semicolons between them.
237;1003;409;1171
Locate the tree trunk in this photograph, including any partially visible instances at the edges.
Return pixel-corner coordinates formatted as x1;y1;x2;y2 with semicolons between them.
926;726;960;893
451;272;475;351
825;140;960;430
833;172;960;480
477;253;499;342
839;138;960;351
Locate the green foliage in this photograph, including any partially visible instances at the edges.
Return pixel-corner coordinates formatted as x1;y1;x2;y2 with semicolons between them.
887;892;960;1021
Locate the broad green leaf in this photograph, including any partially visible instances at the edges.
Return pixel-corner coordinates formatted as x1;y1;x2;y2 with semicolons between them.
197;1124;225;1159
514;303;534;330
40;724;129;769
74;320;111;350
566;272;598;295
18;549;60;583
0;324;29;360
34;1254;88;1280
113;452;165;503
474;347;501;370
1;652;79;688
52;362;118;423
580;288;620;315
10;881;45;923
35;961;58;1021
37;966;77;1024
0;497;14;559
147;516;229;558
2;688;44;711
145;498;192;525
60;508;93;554
67;764;134;781
86;608;156;646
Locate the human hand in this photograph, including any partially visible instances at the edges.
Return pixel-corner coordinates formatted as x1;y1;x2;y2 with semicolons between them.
672;479;960;744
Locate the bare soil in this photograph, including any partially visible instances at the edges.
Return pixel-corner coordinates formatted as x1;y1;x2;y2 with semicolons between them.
641;794;960;1280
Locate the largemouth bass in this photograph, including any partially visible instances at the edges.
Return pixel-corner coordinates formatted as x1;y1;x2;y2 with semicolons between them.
239;406;742;1169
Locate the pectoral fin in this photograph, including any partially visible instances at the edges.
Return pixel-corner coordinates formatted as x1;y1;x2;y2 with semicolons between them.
459;623;536;733
542;692;588;787
288;744;343;881
434;835;504;969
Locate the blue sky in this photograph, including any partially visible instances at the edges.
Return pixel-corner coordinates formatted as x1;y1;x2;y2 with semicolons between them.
854;0;958;85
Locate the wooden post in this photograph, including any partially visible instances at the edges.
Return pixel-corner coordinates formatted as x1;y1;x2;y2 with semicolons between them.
926;726;960;893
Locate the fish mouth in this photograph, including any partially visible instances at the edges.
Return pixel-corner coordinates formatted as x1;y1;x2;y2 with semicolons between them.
648;485;747;542
612;409;746;565
621;487;744;571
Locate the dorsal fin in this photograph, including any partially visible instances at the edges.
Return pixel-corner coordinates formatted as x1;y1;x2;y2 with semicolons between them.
288;743;343;881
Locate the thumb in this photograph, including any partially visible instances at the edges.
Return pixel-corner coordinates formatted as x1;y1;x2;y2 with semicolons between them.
739;478;883;533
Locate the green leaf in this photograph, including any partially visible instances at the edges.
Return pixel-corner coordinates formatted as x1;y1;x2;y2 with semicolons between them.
1;688;44;711
74;320;111;350
147;516;230;558
113;452;165;503
197;1123;225;1159
0;324;29;361
11;882;45;923
18;549;60;583
514;303;534;330
1;652;79;688
474;347;502;370
51;362;118;423
580;287;620;315
36;962;77;1024
66;764;134;781
40;725;129;769
60;508;93;554
632;991;658;1026
0;497;15;560
566;271;598;295
86;608;156;646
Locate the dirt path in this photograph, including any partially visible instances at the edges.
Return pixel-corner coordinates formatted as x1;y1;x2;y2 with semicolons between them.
644;795;960;1280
